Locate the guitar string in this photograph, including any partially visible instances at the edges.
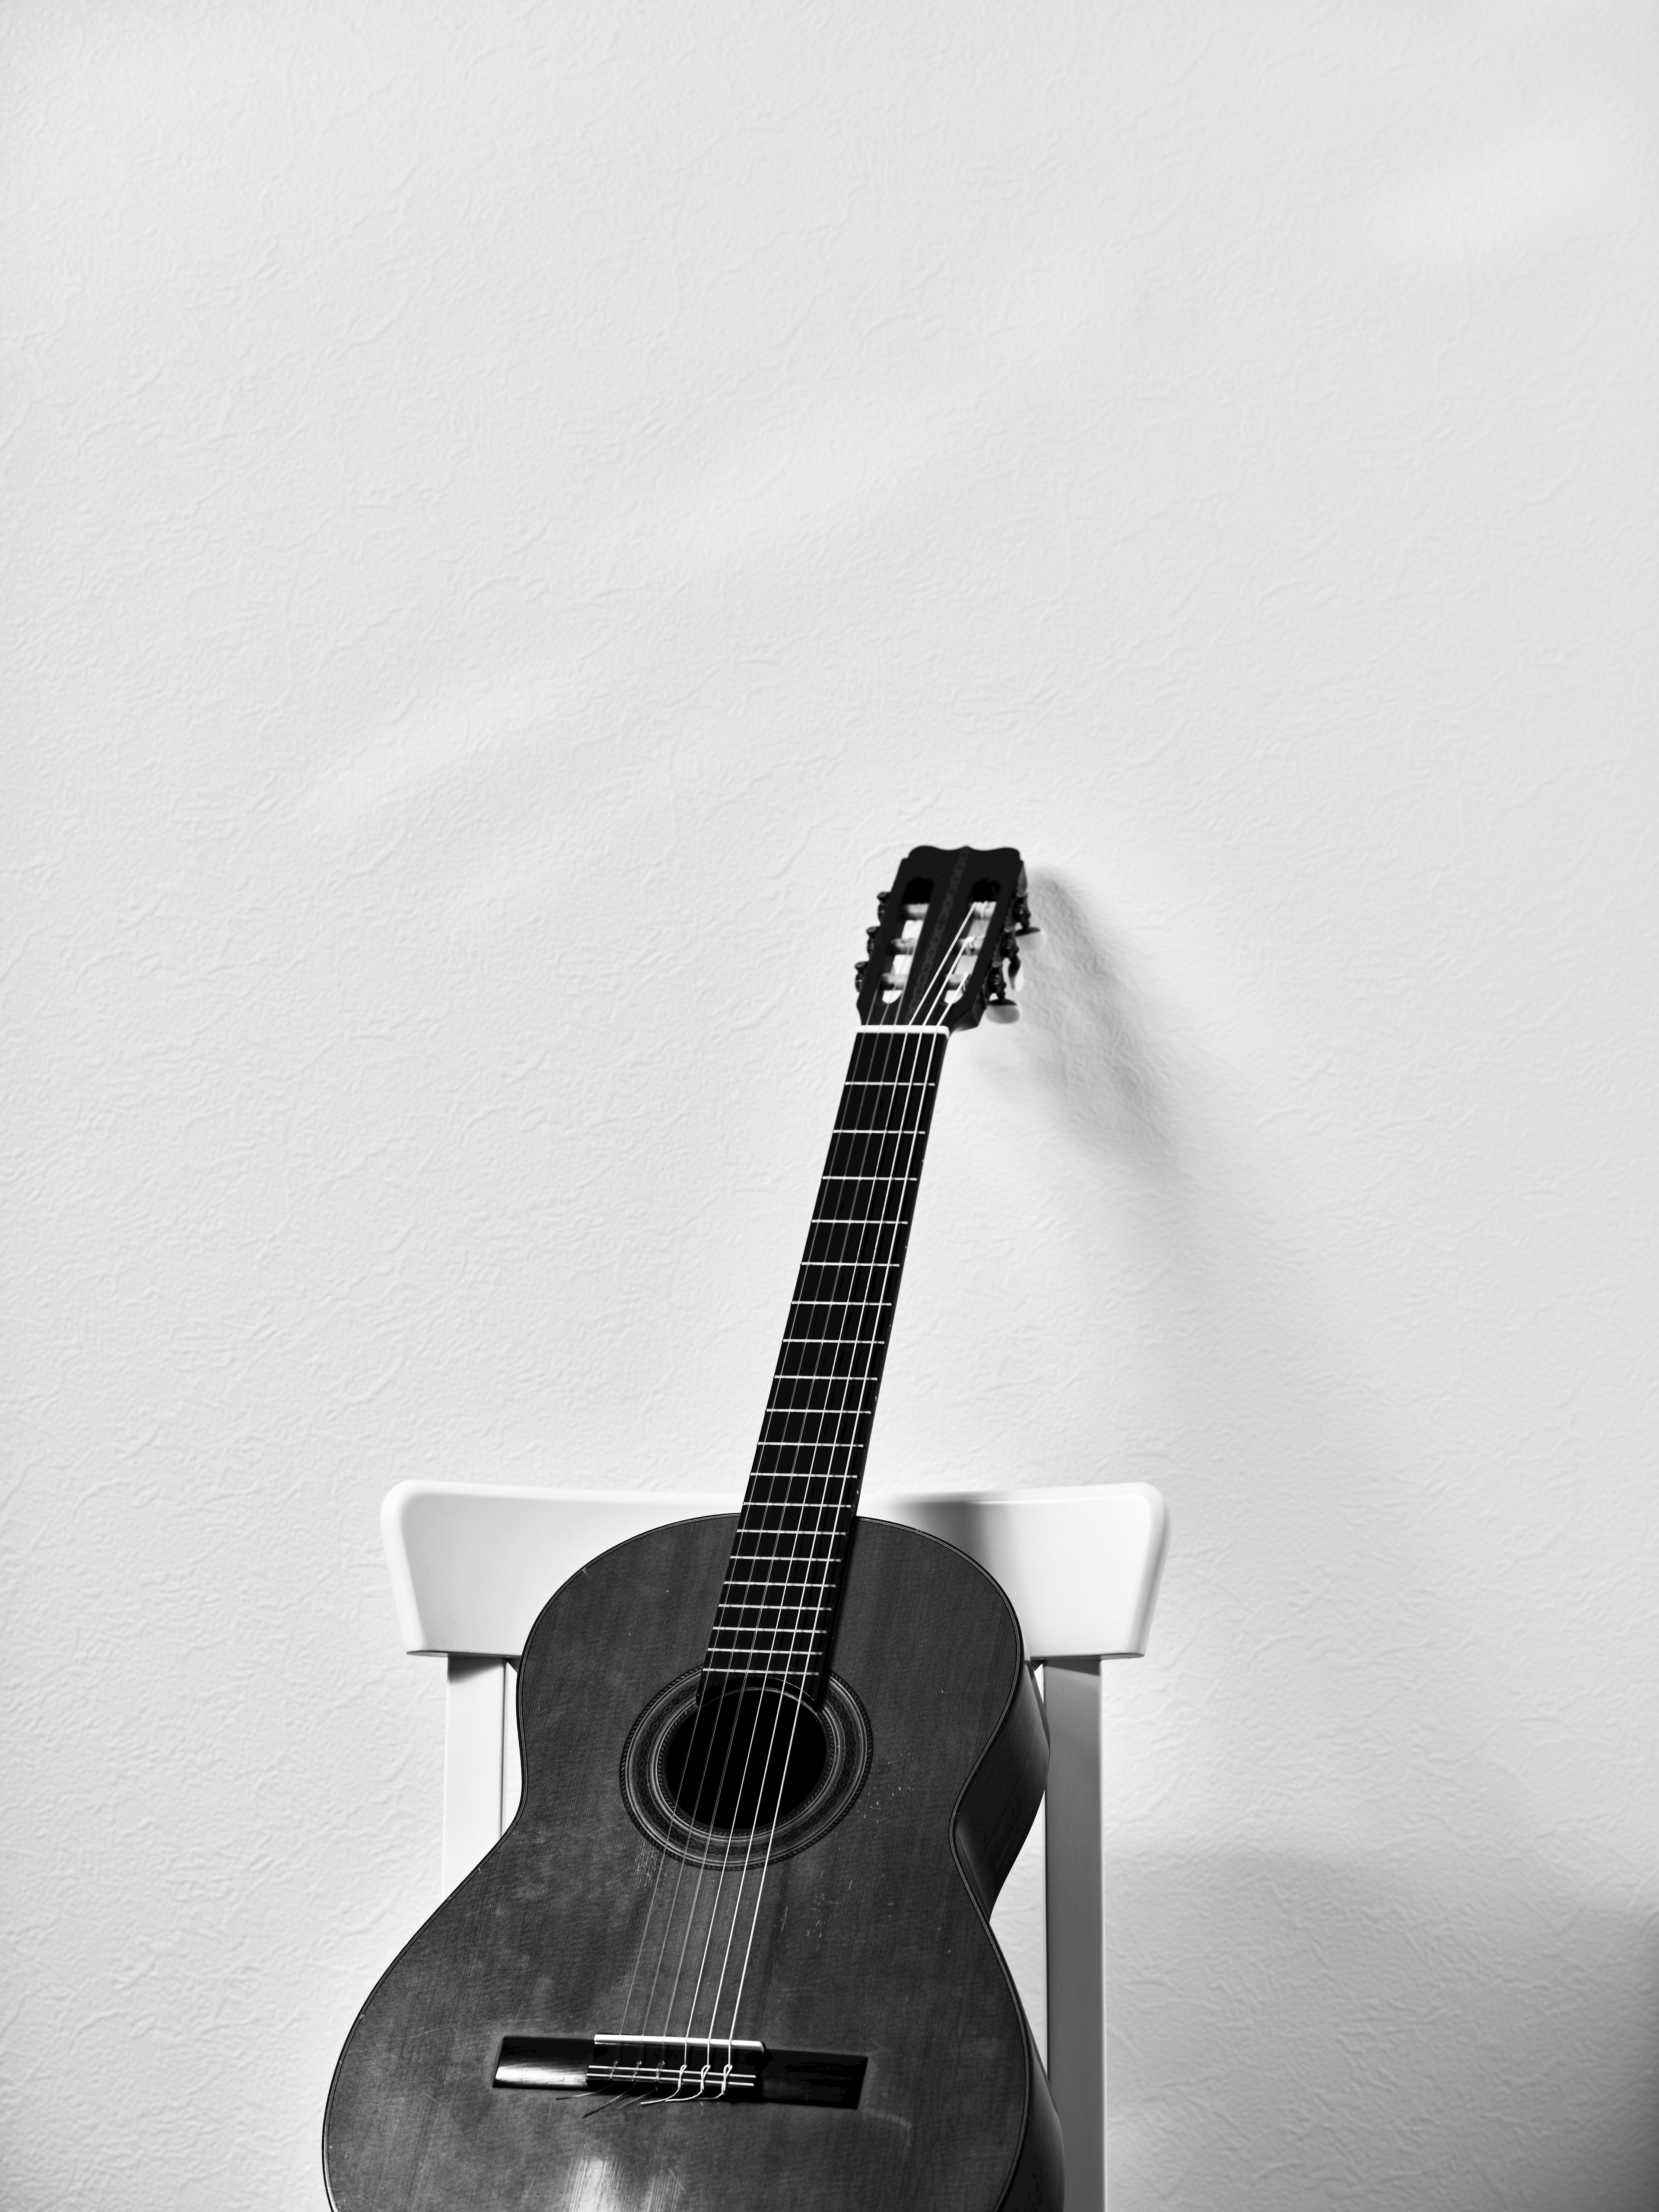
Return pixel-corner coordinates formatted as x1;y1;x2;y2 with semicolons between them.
715;1026;947;2064
667;1020;941;2092
685;1023;944;2088
622;1385;838;2083
639;1023;933;2094
674;1446;848;2095
696;910;982;2081
610;1040;903;2082
614;1005;937;2078
658;1025;941;2085
647;1442;835;2084
660;1021;942;2095
714;923;977;2061
700;1030;940;2074
625;906;977;2096
611;1634;729;2082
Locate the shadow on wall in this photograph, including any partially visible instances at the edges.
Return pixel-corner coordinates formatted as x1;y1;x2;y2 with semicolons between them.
1007;872;1659;2208
1011;870;1180;1176
1108;1848;1659;2212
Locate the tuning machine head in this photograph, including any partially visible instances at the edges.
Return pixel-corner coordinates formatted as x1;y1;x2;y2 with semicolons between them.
980;924;1023;1022
855;847;1030;1030
982;869;1038;1020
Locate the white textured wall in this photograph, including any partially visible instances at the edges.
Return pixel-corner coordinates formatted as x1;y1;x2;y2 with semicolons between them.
4;3;1656;2206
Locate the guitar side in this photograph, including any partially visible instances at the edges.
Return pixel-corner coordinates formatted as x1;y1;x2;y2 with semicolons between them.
324;1514;1063;2212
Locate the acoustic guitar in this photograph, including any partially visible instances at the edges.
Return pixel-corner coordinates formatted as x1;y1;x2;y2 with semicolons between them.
324;845;1063;2212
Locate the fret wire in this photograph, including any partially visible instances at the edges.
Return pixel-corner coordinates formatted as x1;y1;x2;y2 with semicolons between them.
783;1296;894;1311
814;1173;920;1185
790;1262;901;1281
710;1022;949;1684
776;1325;884;1340
726;1551;844;1568
711;1602;836;1614
752;1425;870;1438
711;1602;835;1615
734;1519;854;1532
703;1667;817;1681
791;1261;902;1283
726;1527;853;1548
721;1579;839;1593
707;1637;825;1653
729;1546;852;1558
732;1521;855;1539
750;1462;863;1477
728;1530;850;1546
753;1435;869;1455
750;1464;863;1479
761;1394;876;1414
708;1627;831;1641
728;1533;850;1553
741;1473;858;1489
716;1579;844;1596
750;1436;866;1450
740;1489;858;1501
760;1386;877;1405
739;1479;862;1505
732;1506;855;1520
731;1531;853;1546
703;1628;827;1646
759;1395;876;1411
731;1514;853;1531
709;1625;832;1639
717;1579;842;1596
733;1504;855;1518
709;1615;833;1632
725;1535;852;1553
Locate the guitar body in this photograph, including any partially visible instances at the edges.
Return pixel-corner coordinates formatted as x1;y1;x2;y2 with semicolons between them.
324;1514;1062;2212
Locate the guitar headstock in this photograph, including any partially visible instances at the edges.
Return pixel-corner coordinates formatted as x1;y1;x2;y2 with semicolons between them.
855;845;1034;1031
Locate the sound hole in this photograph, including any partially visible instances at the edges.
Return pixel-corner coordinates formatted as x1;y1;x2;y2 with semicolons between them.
662;1690;828;1832
621;1671;872;1863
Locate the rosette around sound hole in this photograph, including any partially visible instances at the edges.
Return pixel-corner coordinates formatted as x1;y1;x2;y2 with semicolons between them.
621;1670;871;1863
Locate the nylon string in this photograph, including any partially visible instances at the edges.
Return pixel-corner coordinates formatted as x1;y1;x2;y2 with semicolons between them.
615;909;975;2096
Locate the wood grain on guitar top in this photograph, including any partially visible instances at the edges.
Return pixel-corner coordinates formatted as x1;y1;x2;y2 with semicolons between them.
324;1514;1062;2211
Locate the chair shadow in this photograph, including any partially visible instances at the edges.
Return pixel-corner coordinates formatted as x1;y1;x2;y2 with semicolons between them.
1106;1846;1659;2212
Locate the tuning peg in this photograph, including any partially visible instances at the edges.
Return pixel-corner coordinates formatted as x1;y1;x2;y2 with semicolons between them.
1008;892;1039;937
982;945;1020;1021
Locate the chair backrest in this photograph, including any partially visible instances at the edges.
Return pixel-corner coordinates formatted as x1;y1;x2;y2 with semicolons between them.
381;1480;1168;2212
383;1479;1168;1661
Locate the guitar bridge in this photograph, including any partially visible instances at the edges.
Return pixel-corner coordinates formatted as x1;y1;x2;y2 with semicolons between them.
493;2034;865;2108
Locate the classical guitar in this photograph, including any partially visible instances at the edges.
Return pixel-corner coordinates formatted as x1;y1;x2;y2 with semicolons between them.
324;845;1062;2212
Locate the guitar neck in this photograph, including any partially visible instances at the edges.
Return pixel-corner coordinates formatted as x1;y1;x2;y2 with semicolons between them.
703;1025;950;1699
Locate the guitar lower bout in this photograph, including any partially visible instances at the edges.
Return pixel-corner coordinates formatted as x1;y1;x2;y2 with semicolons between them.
324;1515;1063;2212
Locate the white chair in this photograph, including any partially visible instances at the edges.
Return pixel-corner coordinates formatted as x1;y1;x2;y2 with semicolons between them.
381;1480;1169;2212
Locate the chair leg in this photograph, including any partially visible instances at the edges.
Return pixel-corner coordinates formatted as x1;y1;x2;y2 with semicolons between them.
442;1656;508;1896
1044;1658;1104;2212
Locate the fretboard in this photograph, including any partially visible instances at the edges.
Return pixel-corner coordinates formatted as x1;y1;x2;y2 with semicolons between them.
703;1025;948;1700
